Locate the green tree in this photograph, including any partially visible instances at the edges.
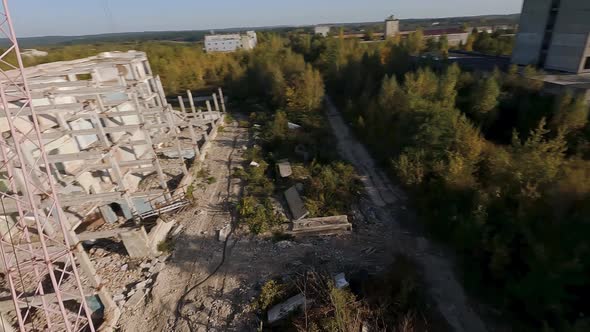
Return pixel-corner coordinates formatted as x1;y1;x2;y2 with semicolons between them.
406;29;424;55
472;75;501;114
438;34;449;57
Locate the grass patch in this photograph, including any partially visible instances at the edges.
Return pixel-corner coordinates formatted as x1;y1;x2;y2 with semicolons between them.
157;238;175;253
197;168;211;179
186;183;195;200
224;113;234;124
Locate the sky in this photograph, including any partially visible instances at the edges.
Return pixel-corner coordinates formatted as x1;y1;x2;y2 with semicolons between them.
11;0;523;37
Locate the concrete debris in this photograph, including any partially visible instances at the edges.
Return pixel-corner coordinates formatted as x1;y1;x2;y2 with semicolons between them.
287;215;352;236
125;289;147;308
284;186;309;221
149;262;165;274
171;224;184;236
295;183;304;192
120;264;128;271
276;159;293;178
113;294;125;302
135;279;149;290
218;224;231;242
267;293;306;324
275;240;293;249
333;273;349;289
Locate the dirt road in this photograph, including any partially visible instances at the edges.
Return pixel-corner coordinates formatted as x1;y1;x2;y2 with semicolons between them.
325;97;487;332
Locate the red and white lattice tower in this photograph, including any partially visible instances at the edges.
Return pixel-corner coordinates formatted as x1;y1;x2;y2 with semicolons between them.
0;0;95;331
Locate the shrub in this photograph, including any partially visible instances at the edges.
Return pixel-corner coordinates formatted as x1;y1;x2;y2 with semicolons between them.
255;279;286;311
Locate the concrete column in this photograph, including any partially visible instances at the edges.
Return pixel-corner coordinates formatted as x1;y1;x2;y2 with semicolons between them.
187;90;198;118
178;95;187;113
133;93;171;200
206;100;213;114
218;87;227;112
154;76;168;107
212;93;220;111
164;109;189;175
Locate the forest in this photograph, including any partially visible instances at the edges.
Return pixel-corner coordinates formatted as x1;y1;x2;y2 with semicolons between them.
11;30;590;331
291;33;589;331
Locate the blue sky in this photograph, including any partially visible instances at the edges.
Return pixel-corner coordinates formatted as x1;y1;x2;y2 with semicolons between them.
12;0;523;37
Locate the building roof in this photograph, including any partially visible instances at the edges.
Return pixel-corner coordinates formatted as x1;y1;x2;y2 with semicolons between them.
537;73;590;89
423;28;467;36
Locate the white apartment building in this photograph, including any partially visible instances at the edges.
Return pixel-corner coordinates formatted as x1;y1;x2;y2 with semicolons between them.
314;26;331;37
204;31;258;53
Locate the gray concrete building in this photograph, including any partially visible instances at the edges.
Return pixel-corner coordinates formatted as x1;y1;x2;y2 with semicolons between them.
385;15;400;38
512;0;590;74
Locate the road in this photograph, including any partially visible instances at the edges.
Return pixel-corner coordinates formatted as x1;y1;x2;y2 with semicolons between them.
325;96;487;332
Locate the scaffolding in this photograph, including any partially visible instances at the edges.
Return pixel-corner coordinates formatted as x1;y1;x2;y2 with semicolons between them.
0;2;226;329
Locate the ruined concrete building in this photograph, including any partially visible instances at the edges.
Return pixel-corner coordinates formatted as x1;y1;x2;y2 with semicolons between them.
0;50;225;330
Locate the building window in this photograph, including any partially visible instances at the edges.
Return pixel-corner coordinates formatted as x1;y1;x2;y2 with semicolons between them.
584;57;590;70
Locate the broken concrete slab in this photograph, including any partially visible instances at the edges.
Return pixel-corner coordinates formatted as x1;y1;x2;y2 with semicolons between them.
148;217;175;254
120;227;154;258
218;224;231;242
288;215;352;236
125;289;146;308
99;204;118;224
284;186;309;221
276;159;293;178
267;293;306;324
333;273;349;289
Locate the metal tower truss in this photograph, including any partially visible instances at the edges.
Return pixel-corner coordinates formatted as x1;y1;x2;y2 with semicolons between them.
0;0;95;330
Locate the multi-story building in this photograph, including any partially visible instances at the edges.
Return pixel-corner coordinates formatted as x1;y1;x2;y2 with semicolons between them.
314;26;331;37
512;0;590;74
385;15;400;38
204;31;257;53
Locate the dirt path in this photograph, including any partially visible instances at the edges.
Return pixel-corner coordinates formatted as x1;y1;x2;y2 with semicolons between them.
325;97;487;332
119;122;250;332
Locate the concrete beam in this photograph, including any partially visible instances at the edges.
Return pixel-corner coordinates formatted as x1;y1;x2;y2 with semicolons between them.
77;227;136;241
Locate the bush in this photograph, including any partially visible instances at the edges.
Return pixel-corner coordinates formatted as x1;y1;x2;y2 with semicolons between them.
304;162;361;217
255;279;286;311
238;196;284;234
